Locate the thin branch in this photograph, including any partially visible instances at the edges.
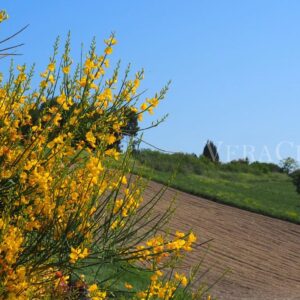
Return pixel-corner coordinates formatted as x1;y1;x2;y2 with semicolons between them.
0;43;24;52
0;53;23;60
0;24;29;45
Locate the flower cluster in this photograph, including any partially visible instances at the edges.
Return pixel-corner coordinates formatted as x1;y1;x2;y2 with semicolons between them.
134;231;197;266
0;10;207;300
0;10;8;23
136;270;188;300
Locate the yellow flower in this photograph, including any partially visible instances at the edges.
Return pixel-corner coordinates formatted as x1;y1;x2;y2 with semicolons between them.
106;135;116;145
104;47;113;55
62;66;70;74
90;207;97;216
90;82;98;90
110;220;119;230
188;232;197;243
48;74;55;84
40;70;48;78
137;113;143;121
140;103;147;111
0;10;8;23
88;283;107;300
137;291;147;298
121;176;127;185
40;80;48;88
48;62;55;72
105;148;120;160
15;73;27;83
113;199;123;214
17;65;25;72
104;37;117;46
0;218;4;229
85;59;95;72
53;113;62;126
62;102;69;110
79;248;89;259
56;94;66;105
104;59;109;68
78;77;87;87
86;131;96;148
111;38;117;45
130;107;138;113
150;273;158;282
175;231;185;238
124;282;133;289
174;272;188;286
69;247;89;263
182;276;188;287
134;78;140;88
88;284;98;293
148;97;159;107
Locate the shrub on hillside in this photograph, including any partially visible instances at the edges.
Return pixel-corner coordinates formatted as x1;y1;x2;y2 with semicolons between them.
134;150;214;175
280;157;298;174
135;149;285;178
250;161;282;174
220;159;249;173
291;169;300;194
220;160;282;174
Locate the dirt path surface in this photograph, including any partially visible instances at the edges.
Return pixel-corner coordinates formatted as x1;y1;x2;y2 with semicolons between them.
143;181;300;300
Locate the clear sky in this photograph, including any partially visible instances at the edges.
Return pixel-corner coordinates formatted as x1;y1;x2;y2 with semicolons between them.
1;1;300;162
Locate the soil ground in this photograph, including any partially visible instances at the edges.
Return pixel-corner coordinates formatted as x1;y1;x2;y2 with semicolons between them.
143;181;300;300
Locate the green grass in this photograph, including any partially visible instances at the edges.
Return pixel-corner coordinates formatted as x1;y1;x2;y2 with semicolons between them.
79;262;151;298
131;150;300;224
79;261;193;299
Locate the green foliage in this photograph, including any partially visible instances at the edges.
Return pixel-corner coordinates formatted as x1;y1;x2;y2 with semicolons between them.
133;149;216;175
202;140;219;162
0;26;203;297
291;169;300;194
0;10;215;299
135;150;283;176
133;149;300;224
280;157;298;174
221;160;282;174
20;98;140;151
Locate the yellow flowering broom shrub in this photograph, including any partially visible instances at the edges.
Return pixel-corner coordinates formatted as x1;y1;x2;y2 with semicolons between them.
0;10;211;300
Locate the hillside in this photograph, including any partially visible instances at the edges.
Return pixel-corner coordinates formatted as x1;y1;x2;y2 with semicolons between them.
133;149;300;223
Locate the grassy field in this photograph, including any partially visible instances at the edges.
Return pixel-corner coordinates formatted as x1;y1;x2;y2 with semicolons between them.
131;150;300;224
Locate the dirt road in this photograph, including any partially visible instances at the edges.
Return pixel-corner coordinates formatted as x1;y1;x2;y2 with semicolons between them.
143;181;300;299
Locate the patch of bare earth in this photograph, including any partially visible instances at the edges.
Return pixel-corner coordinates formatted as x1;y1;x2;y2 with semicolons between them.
143;181;300;300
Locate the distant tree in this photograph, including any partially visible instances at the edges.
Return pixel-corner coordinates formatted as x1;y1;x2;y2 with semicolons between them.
291;169;300;194
114;107;140;151
202;140;219;162
279;157;298;174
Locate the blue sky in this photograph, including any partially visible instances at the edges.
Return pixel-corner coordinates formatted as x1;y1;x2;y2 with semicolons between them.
1;1;300;162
